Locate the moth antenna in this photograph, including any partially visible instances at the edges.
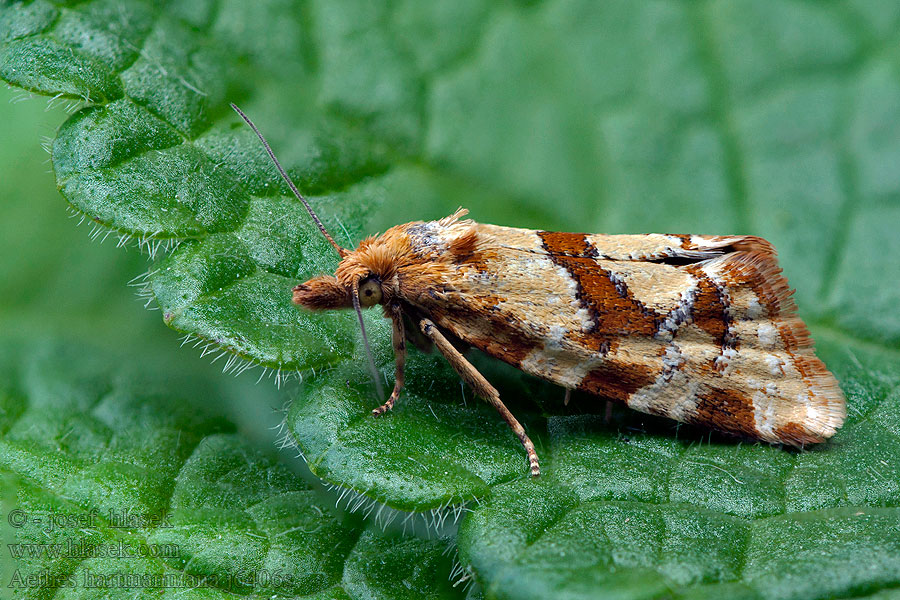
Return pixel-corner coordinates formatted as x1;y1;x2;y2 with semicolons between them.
352;281;386;401
230;103;348;258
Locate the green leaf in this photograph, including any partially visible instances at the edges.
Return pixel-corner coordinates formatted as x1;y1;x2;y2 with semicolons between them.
451;338;900;600
0;338;467;599
286;353;539;511
342;530;464;600
4;1;900;598
1;0;395;373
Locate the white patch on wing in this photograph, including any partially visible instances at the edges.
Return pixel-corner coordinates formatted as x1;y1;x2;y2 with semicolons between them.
690;235;709;248
576;308;594;333
548;325;567;346
628;369;701;421
519;345;597;389
757;323;778;348
746;297;764;320
626;342;698;420
691;235;740;251
765;355;784;376
666;377;703;422
753;390;777;437
807;404;820;422
662;344;685;372
713;347;738;374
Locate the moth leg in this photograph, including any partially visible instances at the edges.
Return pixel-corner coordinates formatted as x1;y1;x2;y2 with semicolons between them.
419;318;540;477
373;304;405;416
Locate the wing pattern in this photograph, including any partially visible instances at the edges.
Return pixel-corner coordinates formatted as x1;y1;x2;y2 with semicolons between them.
399;219;844;446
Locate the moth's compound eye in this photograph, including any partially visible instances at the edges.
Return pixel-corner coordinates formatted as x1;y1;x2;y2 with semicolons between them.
359;277;383;307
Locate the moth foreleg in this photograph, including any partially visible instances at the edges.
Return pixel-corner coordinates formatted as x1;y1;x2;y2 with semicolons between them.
419;318;540;477
373;304;406;417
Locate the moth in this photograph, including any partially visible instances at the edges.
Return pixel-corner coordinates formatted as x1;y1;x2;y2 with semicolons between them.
233;104;846;477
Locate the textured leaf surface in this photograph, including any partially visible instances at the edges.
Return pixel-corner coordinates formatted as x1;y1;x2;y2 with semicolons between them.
2;0;395;372
3;1;900;599
457;337;900;600
287;353;541;511
0;339;465;599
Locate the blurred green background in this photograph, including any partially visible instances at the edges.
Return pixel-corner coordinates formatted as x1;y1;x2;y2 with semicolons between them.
0;87;151;340
0;85;287;447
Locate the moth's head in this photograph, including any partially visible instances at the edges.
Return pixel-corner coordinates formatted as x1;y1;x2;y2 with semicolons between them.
291;273;383;310
292;235;399;311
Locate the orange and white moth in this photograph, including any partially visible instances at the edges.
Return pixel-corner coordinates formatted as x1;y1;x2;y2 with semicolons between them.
233;104;846;477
